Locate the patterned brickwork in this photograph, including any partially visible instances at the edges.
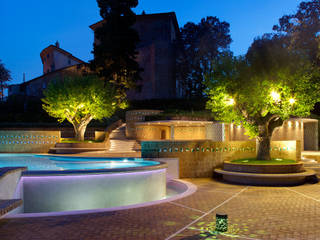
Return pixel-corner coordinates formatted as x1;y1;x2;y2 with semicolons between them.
2;179;320;239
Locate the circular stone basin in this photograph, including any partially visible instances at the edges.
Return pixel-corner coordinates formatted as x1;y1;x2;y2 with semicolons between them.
0;154;167;214
223;161;304;174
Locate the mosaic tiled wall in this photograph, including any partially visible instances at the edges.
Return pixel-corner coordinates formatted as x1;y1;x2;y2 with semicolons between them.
0;130;60;153
142;140;300;178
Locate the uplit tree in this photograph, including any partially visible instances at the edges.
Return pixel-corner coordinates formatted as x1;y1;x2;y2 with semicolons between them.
91;0;142;101
0;60;11;101
42;75;127;141
206;35;320;160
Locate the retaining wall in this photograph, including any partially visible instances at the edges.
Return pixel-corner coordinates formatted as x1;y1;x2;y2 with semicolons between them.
0;130;60;153
141;140;300;178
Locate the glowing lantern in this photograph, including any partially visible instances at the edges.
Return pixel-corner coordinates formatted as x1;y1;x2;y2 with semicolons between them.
215;213;228;232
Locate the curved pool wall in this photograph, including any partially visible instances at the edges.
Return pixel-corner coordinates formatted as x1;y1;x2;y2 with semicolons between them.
15;168;166;213
8;179;196;218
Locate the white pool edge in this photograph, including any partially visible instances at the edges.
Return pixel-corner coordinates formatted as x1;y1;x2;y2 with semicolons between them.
5;179;197;219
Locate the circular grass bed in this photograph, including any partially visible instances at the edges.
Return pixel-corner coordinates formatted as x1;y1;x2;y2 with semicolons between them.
231;158;297;165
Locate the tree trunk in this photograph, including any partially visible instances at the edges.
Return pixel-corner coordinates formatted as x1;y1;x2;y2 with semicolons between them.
256;136;271;160
255;117;283;160
74;124;87;141
72;115;93;141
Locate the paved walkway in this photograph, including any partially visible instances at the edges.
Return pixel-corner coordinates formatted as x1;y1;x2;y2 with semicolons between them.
2;179;320;239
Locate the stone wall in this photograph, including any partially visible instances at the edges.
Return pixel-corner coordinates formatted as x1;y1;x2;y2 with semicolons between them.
225;119;318;151
0;130;60;153
132;120;218;141
125;110;163;138
141;140;300;178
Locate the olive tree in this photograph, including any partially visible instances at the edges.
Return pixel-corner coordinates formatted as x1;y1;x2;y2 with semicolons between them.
206;35;320;160
42;75;127;141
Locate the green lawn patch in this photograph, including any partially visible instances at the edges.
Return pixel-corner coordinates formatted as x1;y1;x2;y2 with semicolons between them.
231;158;297;165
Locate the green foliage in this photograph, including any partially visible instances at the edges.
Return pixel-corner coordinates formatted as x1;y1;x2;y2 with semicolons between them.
91;0;141;100
42;75;127;126
206;35;320;138
177;16;232;99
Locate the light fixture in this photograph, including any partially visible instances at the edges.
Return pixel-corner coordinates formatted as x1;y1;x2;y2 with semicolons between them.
215;213;228;232
271;91;280;102
226;97;235;106
289;98;295;105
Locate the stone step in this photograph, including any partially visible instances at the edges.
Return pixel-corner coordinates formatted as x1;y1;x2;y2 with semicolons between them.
50;148;107;154
107;124;140;153
0;199;23;218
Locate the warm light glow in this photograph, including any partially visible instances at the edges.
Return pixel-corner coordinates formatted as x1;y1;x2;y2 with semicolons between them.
271;91;280;102
288;121;292;127
289;98;295;105
237;125;241;129
226;98;235;106
296;121;299;127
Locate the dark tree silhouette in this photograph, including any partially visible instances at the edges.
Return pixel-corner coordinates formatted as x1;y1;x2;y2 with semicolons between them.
273;0;320;64
177;16;232;99
91;0;142;101
0;60;11;101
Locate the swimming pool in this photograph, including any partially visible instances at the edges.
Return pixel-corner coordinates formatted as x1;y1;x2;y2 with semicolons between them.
0;154;159;172
0;154;170;214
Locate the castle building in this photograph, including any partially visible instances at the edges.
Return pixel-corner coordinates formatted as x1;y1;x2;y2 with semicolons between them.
8;12;180;100
8;42;88;97
40;41;84;74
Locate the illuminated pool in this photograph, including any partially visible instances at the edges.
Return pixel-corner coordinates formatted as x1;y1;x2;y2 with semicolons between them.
1;154;171;215
0;154;159;172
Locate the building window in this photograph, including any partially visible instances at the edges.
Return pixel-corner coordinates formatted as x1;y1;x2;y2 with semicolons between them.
47;54;50;59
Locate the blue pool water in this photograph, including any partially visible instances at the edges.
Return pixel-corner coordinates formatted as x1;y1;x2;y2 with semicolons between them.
0;154;159;171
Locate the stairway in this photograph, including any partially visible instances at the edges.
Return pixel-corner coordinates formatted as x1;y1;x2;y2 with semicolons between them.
301;152;320;175
107;124;140;153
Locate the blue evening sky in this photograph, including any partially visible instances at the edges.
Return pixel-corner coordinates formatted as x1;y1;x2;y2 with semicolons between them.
1;0;303;85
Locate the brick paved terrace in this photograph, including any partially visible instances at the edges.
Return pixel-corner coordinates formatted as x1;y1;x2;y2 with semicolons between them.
1;178;320;239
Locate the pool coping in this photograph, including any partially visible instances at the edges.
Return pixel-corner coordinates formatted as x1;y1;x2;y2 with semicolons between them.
0;154;167;176
21;161;168;176
5;179;197;219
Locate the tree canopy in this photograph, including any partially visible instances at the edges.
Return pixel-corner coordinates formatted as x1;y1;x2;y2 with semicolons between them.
0;60;11;101
42;75;127;141
206;35;320;160
90;0;142;101
273;0;320;63
177;16;232;99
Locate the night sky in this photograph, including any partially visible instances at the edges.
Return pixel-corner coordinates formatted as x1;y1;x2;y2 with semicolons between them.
2;0;303;85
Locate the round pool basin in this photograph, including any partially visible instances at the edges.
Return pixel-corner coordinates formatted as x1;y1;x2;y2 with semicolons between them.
0;154;168;214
